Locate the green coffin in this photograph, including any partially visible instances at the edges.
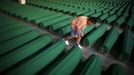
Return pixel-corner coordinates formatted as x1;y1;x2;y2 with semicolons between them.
121;29;134;60
82;24;107;45
47;47;82;75
58;25;71;36
6;40;66;75
0;33;52;72
80;55;102;75
0;26;32;43
101;26;119;53
0;30;41;56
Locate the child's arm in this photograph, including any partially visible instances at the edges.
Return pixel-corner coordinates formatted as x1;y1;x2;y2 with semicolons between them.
72;17;79;29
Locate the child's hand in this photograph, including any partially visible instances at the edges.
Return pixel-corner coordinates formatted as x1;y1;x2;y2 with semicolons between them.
81;32;84;37
75;35;78;38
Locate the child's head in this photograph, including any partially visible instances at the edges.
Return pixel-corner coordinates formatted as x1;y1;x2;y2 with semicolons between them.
88;17;97;23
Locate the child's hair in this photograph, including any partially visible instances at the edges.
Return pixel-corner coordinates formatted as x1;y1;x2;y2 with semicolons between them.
88;17;97;23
